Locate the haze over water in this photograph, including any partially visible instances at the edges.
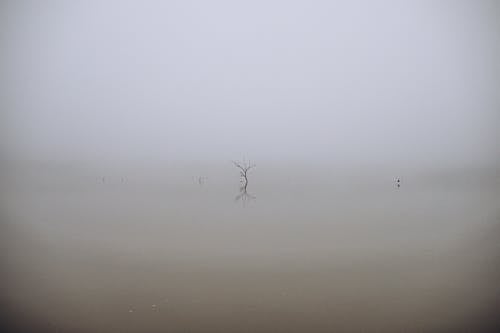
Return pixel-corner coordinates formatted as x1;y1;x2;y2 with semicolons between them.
1;0;499;332
1;162;499;332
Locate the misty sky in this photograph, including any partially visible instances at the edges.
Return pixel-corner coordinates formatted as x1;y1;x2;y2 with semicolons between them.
1;0;499;165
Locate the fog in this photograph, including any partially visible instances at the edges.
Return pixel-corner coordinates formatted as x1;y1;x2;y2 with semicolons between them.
1;0;499;166
1;1;500;332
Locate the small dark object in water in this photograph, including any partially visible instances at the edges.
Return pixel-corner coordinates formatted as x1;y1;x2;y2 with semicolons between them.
197;176;207;185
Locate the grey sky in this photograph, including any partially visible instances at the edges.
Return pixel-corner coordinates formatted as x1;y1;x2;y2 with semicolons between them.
1;0;499;165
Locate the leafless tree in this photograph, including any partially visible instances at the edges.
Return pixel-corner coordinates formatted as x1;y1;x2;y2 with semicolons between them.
233;159;256;204
232;159;255;191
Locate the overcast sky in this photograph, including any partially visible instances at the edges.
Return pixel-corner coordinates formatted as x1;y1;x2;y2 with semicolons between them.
1;0;499;166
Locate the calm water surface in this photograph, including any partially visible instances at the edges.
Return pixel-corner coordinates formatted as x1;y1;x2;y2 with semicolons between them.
1;163;499;332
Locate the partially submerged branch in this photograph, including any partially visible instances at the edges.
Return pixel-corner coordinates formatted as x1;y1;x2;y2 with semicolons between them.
232;159;255;191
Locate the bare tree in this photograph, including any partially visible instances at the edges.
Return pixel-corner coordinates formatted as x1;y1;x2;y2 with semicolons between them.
233;159;256;204
232;159;255;191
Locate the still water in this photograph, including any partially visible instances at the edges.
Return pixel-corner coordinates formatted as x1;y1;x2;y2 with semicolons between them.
1;162;499;332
